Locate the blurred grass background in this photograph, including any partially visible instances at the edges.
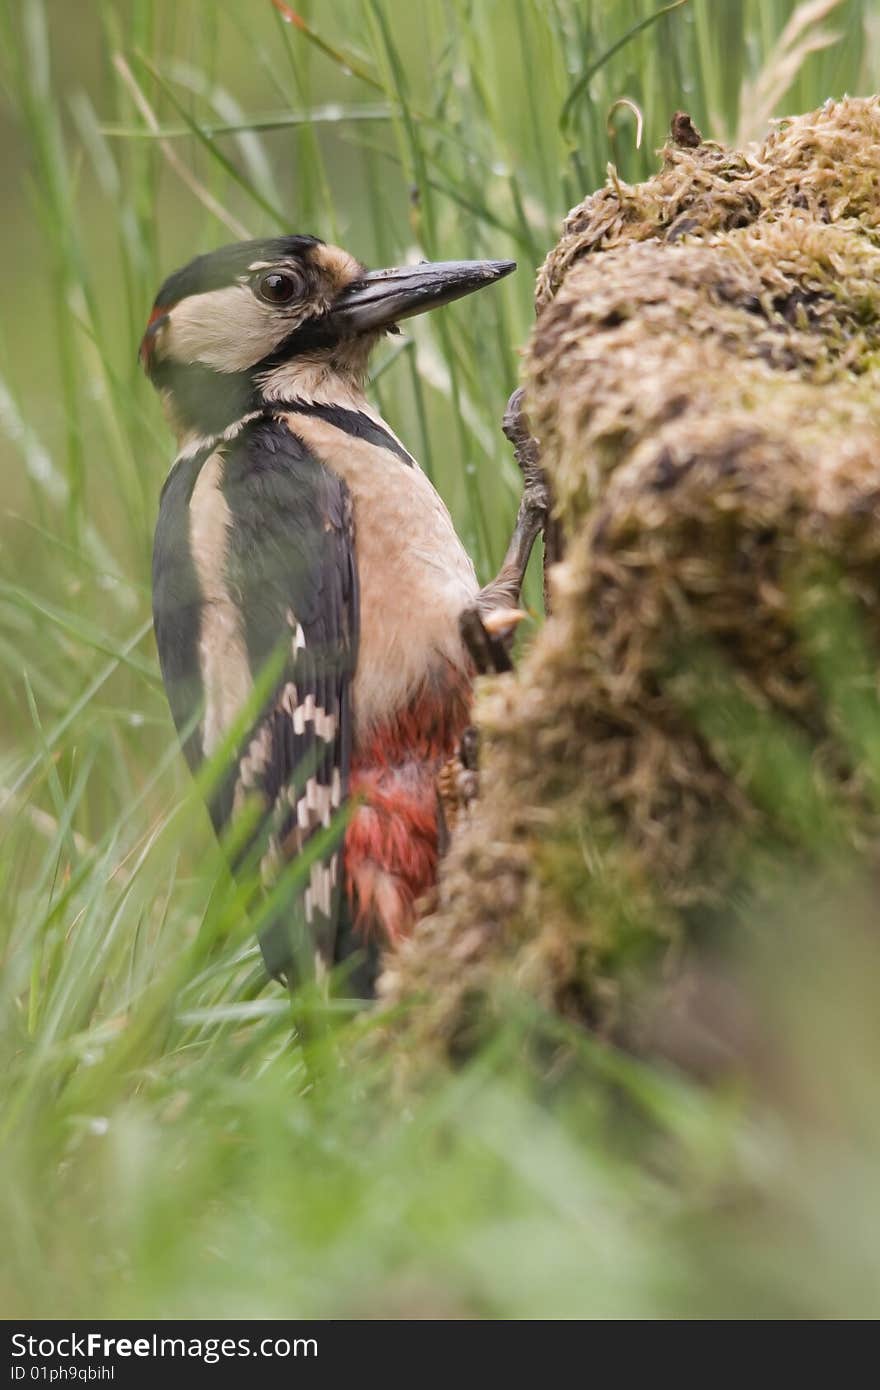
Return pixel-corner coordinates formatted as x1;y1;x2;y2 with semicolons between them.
1;0;880;1318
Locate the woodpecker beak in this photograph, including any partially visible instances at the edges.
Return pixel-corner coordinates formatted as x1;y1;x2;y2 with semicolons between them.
331;258;516;334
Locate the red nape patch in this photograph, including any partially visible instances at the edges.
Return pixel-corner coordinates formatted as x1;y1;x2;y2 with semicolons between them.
345;668;473;943
138;303;173;369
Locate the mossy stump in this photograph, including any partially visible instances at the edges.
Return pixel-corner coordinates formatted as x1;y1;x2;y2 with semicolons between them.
379;97;880;1066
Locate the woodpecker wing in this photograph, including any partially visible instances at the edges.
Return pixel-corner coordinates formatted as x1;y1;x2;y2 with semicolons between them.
152;415;359;982
223;416;359;980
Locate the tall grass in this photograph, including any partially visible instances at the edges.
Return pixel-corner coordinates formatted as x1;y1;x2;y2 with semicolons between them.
1;0;879;1318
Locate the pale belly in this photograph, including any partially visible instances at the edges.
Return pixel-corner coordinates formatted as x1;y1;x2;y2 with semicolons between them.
281;410;479;737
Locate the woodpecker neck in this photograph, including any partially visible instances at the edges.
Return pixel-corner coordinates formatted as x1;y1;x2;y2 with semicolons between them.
156;336;376;452
259;351;374;414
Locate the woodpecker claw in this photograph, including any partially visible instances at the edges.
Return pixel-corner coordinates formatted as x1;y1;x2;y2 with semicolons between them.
481;605;528;637
460;605;514;675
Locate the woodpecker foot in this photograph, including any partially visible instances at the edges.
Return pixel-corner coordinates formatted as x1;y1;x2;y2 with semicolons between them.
501;387;546;515
460;604;516;674
459;387;549;674
437;726;480;855
504;387;565;615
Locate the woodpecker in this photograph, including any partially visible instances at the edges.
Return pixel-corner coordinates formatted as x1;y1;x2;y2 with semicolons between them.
141;234;521;992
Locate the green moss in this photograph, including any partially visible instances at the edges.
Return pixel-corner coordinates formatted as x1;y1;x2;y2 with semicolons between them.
382;98;880;1070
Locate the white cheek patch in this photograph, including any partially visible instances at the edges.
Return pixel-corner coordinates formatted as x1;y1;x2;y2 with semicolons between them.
165;284;307;373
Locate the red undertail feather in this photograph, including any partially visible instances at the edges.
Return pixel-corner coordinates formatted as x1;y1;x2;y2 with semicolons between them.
345;666;472;943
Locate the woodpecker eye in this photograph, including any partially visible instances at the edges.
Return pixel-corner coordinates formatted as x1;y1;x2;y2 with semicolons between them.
256;270;302;305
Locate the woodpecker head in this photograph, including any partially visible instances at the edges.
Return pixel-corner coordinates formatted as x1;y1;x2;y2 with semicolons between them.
140;235;515;442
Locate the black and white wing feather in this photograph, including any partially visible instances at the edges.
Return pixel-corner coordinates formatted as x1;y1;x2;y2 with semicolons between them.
152;414;359;981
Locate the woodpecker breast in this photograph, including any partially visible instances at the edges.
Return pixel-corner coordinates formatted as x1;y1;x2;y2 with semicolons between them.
280;401;479;737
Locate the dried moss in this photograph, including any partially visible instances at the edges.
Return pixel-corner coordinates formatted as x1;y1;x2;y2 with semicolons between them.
379;98;880;1067
535;96;880;312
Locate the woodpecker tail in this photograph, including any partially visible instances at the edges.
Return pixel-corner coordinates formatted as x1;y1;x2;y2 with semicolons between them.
259;895;379;998
332;902;382;998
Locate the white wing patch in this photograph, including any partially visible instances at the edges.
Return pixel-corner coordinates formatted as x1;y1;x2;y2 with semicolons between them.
237;723;274;790
278;683;337;742
305;859;334;921
255;615;348;947
288;772;339;833
189;451;253;758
